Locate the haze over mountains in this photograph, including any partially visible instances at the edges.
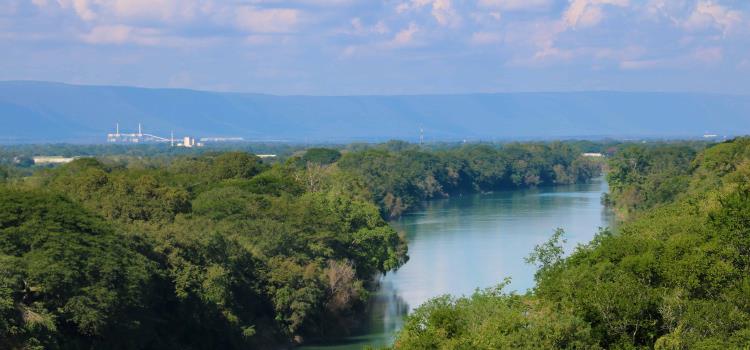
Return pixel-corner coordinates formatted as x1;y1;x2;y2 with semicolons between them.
1;81;748;143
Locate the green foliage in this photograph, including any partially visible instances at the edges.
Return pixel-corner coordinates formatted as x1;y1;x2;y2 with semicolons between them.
394;282;599;349
7;140;716;349
393;137;750;350
339;142;602;218
0;189;154;349
605;144;699;217
302;148;342;165
44;159;191;223
1;150;409;348
210;152;265;180
710;185;750;271
13;156;34;168
525;228;566;280
241;169;306;196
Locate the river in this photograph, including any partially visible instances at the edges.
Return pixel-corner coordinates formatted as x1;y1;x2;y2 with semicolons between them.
302;177;612;349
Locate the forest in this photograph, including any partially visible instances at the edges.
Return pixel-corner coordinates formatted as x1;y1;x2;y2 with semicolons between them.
0;141;602;349
391;137;750;349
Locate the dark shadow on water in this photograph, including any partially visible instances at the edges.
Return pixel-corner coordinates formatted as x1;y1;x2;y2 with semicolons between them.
299;281;409;350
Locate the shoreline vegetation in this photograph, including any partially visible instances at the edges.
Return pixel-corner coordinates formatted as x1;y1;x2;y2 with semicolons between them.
389;137;750;349
3;138;742;349
0;140;603;349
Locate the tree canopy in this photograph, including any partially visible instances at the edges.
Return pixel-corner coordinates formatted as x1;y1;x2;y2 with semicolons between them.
391;137;750;349
0;140;614;349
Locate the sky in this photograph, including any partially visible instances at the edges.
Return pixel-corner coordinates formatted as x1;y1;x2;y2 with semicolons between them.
1;0;749;95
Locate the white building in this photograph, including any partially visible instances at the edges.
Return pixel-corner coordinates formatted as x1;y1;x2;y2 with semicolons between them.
33;156;78;165
177;136;203;148
582;153;603;157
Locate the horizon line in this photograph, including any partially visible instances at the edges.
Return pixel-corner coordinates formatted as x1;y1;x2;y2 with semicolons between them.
3;80;749;98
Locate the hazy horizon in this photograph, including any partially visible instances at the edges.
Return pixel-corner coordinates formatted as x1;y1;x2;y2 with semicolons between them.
5;79;750;97
1;80;748;144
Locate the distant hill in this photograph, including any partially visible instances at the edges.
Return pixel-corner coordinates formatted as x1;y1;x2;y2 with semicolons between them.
0;81;748;143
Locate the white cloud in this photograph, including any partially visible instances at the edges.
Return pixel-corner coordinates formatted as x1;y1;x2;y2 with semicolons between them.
432;0;461;27
79;24;222;47
351;17;364;32
29;0;306;46
339;21;419;57
293;0;355;6
348;17;389;35
79;25;160;45
107;0;201;22
235;6;300;33
373;21;390;35
388;22;419;47
563;0;629;28
32;0;218;24
477;0;552;11
15;0;750;86
55;0;97;21
683;1;742;35
532;46;575;62
642;0;682;24
397;0;461;27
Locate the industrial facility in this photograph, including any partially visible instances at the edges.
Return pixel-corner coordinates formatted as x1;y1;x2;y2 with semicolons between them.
107;123;172;143
106;123;212;147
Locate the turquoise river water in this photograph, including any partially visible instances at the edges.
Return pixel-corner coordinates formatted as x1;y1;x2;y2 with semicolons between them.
302;177;612;349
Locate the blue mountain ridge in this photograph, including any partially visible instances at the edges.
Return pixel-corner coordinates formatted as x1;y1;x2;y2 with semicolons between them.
0;81;748;143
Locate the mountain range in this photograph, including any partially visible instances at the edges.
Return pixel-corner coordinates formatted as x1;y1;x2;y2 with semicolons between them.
1;81;748;143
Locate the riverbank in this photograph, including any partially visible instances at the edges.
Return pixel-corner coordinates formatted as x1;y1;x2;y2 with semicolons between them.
301;177;612;349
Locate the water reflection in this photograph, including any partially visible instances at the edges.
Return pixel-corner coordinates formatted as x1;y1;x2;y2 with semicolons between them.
301;177;611;349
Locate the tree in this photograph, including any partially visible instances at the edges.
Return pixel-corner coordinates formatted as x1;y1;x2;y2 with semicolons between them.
302;148;342;165
0;188;154;349
211;152;265;180
12;156;34;168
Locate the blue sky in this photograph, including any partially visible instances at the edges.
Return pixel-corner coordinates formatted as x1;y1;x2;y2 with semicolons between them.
1;0;749;95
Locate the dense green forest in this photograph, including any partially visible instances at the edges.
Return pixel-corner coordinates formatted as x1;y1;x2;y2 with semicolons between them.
337;141;603;217
0;141;603;349
391;138;750;349
1;152;407;349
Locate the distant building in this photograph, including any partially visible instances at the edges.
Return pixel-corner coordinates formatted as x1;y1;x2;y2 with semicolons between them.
177;136;203;148
33;156;78;165
703;134;718;139
200;137;245;142
105;123;238;148
582;153;603;157
107;123;170;144
257;154;277;159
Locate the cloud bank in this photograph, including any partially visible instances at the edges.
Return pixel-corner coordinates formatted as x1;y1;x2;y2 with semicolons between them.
0;0;747;94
